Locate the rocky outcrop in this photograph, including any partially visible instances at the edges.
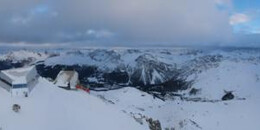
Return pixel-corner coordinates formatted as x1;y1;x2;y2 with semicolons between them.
222;91;235;101
181;55;223;76
131;54;175;86
146;118;162;130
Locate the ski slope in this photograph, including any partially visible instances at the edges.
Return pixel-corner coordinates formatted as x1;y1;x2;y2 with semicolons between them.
0;78;147;130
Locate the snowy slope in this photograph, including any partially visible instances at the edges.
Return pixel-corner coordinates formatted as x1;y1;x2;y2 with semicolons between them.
191;60;260;99
91;57;260;130
0;78;147;130
92;85;260;130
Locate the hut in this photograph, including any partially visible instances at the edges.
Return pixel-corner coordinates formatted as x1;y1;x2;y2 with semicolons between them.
54;70;79;90
0;66;39;96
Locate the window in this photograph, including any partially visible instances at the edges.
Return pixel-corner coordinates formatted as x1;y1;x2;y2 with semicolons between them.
13;84;27;89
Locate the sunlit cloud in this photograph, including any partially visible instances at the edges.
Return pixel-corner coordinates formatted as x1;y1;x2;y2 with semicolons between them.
229;13;250;25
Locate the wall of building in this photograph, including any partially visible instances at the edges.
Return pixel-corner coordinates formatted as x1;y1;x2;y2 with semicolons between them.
27;77;39;92
11;87;29;97
0;72;12;92
0;80;11;92
0;72;12;84
70;72;79;89
26;67;39;92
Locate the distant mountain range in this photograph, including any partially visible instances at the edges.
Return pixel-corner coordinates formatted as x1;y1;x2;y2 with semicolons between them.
0;48;259;95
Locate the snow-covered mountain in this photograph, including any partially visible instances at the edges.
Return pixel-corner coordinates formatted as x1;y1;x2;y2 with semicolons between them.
0;50;48;62
0;47;260;130
0;50;49;70
34;48;205;91
1;47;260;92
1;47;259;93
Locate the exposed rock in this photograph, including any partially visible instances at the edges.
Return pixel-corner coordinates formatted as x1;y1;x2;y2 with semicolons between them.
222;91;234;101
131;53;175;86
181;55;223;76
189;88;201;96
12;104;21;113
146;118;162;130
164;128;175;130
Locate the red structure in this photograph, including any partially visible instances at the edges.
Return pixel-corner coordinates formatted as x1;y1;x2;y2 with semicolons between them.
76;85;90;93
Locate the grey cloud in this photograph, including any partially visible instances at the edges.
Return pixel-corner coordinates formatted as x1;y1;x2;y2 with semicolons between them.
231;33;260;47
0;0;237;46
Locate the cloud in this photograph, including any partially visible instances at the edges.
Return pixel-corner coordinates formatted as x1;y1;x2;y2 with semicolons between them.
31;5;50;14
86;30;115;39
256;28;260;33
0;0;234;46
232;33;260;47
10;16;32;25
8;4;58;25
56;29;115;42
214;0;233;9
215;0;232;6
229;13;250;25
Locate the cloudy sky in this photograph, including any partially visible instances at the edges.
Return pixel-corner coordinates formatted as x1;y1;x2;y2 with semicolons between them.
0;0;260;47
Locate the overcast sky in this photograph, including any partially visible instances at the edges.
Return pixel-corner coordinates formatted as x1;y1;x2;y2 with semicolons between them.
0;0;260;47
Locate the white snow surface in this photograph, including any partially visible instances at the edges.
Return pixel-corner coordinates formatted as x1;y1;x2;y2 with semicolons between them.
92;59;260;130
192;60;260;99
0;78;147;130
92;86;260;130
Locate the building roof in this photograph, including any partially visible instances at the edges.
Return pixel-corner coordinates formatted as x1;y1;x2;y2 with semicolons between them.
55;70;78;87
1;66;35;84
